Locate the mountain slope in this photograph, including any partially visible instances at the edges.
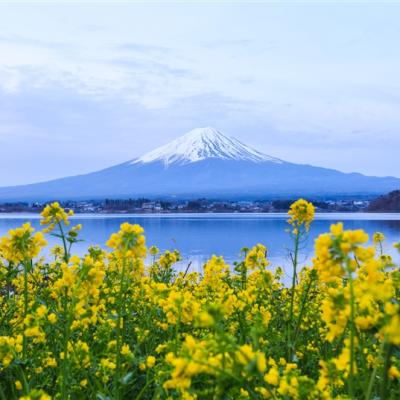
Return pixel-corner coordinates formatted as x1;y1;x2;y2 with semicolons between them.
367;190;400;212
0;127;399;201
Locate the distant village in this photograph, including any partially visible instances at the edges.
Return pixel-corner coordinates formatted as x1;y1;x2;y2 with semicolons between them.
0;197;375;214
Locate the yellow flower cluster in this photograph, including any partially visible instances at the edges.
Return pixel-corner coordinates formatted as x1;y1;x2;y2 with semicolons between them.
0;223;47;264
287;198;315;233
106;222;146;259
40;201;74;233
0;201;399;400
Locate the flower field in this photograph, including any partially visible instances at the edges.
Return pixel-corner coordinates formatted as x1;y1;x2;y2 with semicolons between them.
0;200;399;399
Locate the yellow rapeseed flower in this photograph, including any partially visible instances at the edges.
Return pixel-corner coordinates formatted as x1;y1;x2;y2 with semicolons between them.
287;199;315;233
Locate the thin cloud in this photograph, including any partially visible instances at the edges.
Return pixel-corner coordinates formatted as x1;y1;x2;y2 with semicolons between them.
0;34;71;50
110;57;195;79
118;42;173;54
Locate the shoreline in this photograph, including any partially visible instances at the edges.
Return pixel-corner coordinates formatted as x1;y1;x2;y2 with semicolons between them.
1;211;400;220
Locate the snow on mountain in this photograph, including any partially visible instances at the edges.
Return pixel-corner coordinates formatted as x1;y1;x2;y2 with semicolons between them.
131;127;282;166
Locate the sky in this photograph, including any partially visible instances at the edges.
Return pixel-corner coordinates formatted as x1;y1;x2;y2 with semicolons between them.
0;1;400;186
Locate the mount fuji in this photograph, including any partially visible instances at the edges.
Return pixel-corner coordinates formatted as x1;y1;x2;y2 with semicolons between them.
0;127;399;201
131;127;282;166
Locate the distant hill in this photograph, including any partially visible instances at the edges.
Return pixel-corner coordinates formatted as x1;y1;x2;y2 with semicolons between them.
0;127;399;201
367;190;400;212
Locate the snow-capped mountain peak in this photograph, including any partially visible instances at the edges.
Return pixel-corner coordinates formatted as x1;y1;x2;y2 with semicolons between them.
131;127;282;166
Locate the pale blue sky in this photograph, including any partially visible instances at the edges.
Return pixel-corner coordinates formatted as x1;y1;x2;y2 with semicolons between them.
1;1;400;185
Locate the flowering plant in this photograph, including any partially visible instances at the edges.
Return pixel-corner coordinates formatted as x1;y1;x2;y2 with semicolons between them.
0;201;399;399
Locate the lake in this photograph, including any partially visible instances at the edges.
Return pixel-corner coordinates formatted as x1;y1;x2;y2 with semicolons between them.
1;213;399;280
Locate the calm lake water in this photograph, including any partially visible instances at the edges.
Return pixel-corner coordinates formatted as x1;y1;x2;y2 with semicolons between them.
1;213;399;279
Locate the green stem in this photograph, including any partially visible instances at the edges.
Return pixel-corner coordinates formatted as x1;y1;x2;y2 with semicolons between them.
348;267;356;399
174;301;182;352
57;222;69;263
365;337;385;400
291;273;314;355
0;384;6;400
60;288;71;400
114;258;127;400
134;377;156;400
16;364;29;396
22;260;29;361
287;230;300;361
380;342;393;400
